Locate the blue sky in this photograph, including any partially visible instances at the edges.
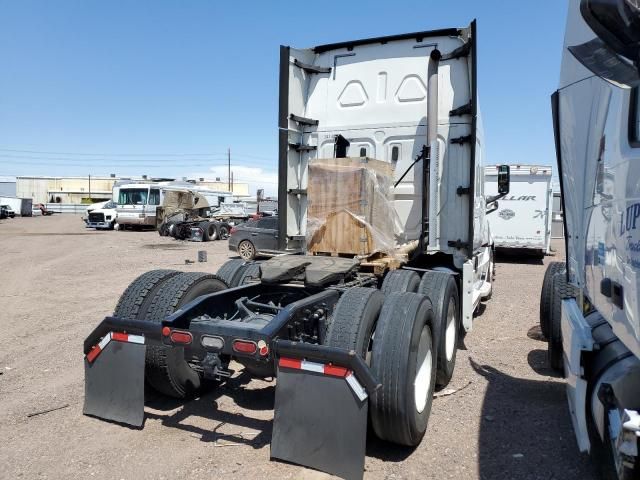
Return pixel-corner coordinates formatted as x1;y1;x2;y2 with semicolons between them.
0;1;568;195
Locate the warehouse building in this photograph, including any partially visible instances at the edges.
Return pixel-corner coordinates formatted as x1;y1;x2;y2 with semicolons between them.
15;175;250;204
0;176;17;197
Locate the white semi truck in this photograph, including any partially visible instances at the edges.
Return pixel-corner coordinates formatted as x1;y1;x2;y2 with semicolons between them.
541;1;640;478
83;22;510;479
485;164;553;258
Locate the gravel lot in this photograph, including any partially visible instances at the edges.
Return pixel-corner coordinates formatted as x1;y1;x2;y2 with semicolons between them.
0;215;597;479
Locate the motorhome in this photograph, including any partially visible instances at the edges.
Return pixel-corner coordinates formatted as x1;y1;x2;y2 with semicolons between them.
115;183;163;228
115;181;234;229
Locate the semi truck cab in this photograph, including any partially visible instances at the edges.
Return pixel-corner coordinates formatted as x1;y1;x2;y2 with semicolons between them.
543;1;640;477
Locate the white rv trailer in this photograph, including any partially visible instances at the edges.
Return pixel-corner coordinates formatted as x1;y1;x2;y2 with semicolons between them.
485;164;553;258
542;0;640;478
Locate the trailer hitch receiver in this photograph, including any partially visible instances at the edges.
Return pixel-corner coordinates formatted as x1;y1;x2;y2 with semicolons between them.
83;332;146;427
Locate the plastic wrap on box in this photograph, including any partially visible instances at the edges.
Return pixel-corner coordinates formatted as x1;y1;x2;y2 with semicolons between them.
306;157;402;256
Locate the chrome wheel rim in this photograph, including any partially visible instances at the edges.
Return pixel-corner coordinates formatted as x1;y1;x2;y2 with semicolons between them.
445;298;457;362
239;242;253;259
414;326;433;413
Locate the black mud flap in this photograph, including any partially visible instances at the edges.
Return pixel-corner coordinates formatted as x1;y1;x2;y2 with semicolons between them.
271;358;369;480
83;336;146;427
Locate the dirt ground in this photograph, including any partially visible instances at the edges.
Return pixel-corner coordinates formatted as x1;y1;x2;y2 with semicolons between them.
0;215;596;480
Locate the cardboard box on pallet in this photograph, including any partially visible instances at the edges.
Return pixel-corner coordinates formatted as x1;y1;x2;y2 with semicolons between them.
306;157;400;257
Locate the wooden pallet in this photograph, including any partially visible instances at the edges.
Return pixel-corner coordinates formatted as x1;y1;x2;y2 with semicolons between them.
312;240;419;276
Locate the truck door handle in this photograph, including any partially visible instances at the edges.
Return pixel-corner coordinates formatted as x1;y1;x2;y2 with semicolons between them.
251;233;258;236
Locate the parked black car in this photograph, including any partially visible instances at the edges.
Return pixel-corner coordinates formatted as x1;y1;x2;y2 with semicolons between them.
228;216;280;260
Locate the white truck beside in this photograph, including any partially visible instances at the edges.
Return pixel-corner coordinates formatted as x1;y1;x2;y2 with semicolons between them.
542;0;640;478
485;164;553;258
85;200;118;230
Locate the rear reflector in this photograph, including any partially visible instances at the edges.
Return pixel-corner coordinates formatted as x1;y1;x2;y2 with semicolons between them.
85;332;145;364
162;326;171;337
323;364;349;378
233;340;257;354
277;357;366;400
169;331;193;345
279;357;301;370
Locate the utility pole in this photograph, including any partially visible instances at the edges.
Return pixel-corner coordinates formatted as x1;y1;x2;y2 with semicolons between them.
227;148;231;191
231;171;234;194
88;174;91;200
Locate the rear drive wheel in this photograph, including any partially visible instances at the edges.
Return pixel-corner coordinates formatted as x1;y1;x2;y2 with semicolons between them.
218;223;230;240
198;221;211;241
370;292;436;446
207;222;219;241
236;263;261;285
418;271;459;389
540;261;565;338
143;272;227;398
325;287;384;359
381;269;420;295
238;240;256;261
113;269;181;320
216;259;247;287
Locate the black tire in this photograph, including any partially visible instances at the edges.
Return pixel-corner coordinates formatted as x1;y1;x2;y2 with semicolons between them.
216;259;246;287
169;222;179;238
370;292;436;446
325;287;384;359
540;261;565;338
207;222;219;241
381;269;420;295
198;221;211;241
238;239;256;261
548;272;577;373
143;272;227;398
236;263;261;285
418;271;459;389
113;269;181;320
218;223;230;240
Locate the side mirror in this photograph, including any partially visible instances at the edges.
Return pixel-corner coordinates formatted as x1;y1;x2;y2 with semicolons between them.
497;165;510;195
573;0;640;86
581;0;640;61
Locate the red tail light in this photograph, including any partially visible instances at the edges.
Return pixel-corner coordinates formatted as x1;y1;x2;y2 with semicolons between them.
233;340;257;354
169;331;192;345
230;227;237;234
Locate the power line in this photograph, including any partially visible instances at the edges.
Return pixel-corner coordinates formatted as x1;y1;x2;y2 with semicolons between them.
0;147;277;162
0;161;239;168
0;153;273;164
